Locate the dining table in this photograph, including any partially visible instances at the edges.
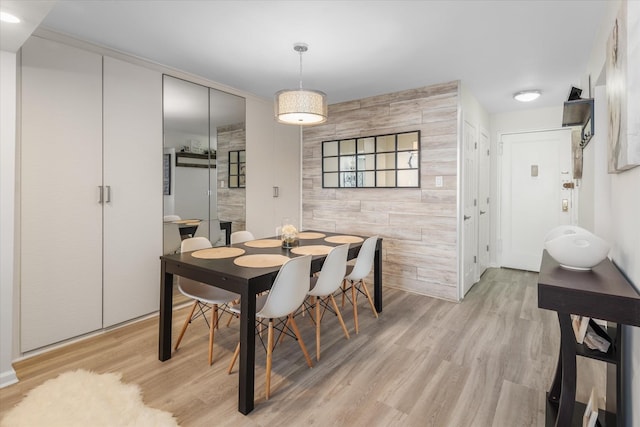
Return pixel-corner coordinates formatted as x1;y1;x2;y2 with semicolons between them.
172;219;232;245
158;230;383;414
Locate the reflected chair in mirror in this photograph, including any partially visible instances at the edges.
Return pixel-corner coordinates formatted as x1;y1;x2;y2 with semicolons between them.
174;237;240;365
194;219;225;246
227;255;313;400
342;235;379;334
306;244;350;360
163;222;182;255
230;230;255;244
163;214;181;222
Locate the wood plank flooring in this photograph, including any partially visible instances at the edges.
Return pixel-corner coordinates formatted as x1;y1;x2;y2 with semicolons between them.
0;268;605;426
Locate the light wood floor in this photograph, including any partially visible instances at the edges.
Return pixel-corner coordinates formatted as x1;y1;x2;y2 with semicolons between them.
0;268;605;426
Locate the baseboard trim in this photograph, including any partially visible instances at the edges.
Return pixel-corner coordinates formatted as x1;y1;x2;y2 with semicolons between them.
0;368;18;388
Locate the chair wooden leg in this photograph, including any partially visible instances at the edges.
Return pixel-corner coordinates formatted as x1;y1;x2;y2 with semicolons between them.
289;314;313;368
352;281;359;334
226;312;234;327
208;305;218;366
315;298;321;361
329;294;350;340
226;299;240;327
174;301;198;350
360;280;379;319
228;342;240;374
278;317;289;345
265;320;274;400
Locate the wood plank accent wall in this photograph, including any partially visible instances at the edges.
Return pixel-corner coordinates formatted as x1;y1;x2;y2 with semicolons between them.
302;81;460;301
217;123;246;232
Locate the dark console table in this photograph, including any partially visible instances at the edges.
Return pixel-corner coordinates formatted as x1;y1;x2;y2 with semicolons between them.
538;250;640;427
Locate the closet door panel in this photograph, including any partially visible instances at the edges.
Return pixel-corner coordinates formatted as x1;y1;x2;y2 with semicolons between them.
20;37;103;351
102;57;162;327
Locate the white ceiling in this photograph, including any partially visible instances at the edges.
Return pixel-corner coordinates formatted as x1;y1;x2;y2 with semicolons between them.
4;1;608;114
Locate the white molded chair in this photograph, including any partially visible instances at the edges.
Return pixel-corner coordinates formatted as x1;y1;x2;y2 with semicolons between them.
342;236;379;334
307;244;350;360
230;230;255;244
163;214;181;222
194;219;224;246
163;222;182;255
174;237;240;365
228;255;313;400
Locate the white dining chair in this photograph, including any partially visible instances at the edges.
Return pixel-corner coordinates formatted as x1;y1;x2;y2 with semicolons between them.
227;254;313;400
307;244;350;360
230;230;255;244
163;214;181;222
194;219;225;246
163;222;182;255
342;235;379;334
174;237;240;365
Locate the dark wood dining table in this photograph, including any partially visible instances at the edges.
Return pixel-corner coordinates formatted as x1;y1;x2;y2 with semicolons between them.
158;231;383;414
175;220;232;245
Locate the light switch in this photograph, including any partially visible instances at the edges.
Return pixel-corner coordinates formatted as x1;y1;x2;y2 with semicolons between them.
435;176;443;187
531;165;539;177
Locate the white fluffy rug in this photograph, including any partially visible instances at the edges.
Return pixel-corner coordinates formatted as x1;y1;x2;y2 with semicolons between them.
1;370;179;427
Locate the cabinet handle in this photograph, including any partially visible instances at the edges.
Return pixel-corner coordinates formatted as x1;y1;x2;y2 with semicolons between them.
480;210;486;215
98;186;103;204
464;215;471;221
273;186;279;198
105;185;111;203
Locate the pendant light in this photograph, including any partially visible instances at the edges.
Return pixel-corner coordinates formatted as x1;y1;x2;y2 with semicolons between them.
275;43;327;125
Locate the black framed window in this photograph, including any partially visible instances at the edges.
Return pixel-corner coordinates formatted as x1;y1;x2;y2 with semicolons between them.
322;131;420;188
228;149;245;188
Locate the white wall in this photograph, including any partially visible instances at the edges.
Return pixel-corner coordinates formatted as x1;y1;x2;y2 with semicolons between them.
0;50;19;387
245;97;300;238
578;0;640;423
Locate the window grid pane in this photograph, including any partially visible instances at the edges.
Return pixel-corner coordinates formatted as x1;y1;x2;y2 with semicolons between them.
322;131;420;188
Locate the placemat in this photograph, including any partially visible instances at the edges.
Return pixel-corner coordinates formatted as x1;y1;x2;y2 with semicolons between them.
234;254;290;268
291;245;333;256
298;231;326;240
191;247;245;259
243;239;283;248
324;235;364;244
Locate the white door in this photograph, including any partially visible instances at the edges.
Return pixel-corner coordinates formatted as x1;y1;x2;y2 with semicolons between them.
500;130;573;271
103;57;162;327
20;37;103;351
462;121;478;295
477;129;490;275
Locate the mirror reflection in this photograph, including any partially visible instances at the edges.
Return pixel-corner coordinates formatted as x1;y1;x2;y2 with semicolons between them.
162;76;245;304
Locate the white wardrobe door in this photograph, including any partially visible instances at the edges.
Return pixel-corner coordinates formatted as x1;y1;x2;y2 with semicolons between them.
102;57;162;327
20;37;103;352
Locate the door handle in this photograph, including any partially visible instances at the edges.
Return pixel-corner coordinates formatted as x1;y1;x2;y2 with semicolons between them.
464;215;471;221
480;210;486;215
562;182;575;189
98;186;103;204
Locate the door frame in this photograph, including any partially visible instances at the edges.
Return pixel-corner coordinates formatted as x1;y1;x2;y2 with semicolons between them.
496;127;576;270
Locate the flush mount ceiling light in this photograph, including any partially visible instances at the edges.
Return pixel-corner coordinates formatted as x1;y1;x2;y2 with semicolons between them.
0;11;21;23
513;90;541;102
275;43;327;125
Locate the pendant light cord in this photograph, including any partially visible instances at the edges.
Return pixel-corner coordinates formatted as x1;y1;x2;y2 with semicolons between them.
298;49;303;89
